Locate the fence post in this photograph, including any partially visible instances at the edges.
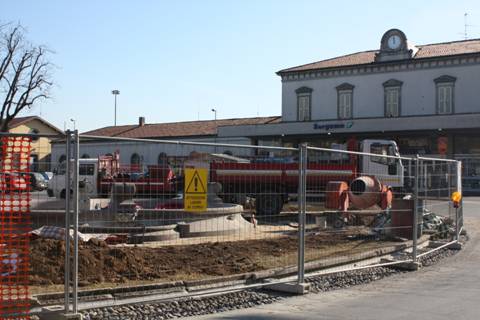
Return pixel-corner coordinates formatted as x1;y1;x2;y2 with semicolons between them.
297;143;307;284
412;155;419;263
72;130;80;313
456;160;462;241
64;130;71;313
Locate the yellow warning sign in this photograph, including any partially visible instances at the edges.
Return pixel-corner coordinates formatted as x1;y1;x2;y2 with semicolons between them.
184;168;208;212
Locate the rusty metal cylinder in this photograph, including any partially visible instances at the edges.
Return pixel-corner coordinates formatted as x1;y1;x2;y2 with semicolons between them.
348;176;382;209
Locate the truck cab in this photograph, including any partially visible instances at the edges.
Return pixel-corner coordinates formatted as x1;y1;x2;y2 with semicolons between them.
360;139;404;188
48;159;99;198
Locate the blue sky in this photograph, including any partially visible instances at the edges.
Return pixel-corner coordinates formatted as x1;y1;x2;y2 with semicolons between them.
3;0;480;131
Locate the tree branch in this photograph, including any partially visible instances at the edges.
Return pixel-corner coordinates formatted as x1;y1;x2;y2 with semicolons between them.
0;23;53;132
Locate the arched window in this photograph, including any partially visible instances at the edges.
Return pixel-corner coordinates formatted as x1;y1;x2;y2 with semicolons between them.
158;152;168;165
223;150;233;156
130;153;141;165
58;154;66;163
81;154;91;159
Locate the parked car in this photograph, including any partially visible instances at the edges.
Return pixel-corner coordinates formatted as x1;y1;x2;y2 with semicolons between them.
40;171;54;181
0;173;28;193
23;172;48;191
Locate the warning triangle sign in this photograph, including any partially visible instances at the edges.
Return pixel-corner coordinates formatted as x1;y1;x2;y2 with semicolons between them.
185;169;207;194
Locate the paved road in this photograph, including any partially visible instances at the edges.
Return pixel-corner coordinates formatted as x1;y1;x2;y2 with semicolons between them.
191;197;480;320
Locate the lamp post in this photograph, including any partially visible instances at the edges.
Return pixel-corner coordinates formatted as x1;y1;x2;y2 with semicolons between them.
70;118;76;130
112;90;120;126
211;108;218;152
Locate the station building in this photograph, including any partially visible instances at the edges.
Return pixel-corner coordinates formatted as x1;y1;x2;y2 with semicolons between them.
218;29;480;191
51;116;280;168
221;29;480;156
51;29;480;191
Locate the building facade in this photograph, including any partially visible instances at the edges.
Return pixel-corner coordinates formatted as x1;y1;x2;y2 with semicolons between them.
221;29;480;155
217;29;480;191
50;116;280;169
7;116;64;171
50;29;480;191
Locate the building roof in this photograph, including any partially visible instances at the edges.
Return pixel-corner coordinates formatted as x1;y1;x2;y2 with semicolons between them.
82;116;282;139
7;116;64;134
8;116;37;128
278;38;480;74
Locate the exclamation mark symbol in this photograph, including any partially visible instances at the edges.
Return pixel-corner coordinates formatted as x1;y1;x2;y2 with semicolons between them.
194;177;198;192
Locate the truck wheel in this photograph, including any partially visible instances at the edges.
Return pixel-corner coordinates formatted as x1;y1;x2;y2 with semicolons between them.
326;212;345;229
255;194;283;216
333;217;345;229
60;189;73;199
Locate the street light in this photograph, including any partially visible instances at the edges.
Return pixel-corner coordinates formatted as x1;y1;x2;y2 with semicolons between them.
70;118;76;130
112;89;120;126
211;108;218;152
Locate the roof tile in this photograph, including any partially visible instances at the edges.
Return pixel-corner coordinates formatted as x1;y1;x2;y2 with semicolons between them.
82;116;281;139
278;38;480;73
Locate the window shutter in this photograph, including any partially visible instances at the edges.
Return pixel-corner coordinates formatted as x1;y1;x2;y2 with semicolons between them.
438;87;445;113
297;95;310;121
445;86;452;113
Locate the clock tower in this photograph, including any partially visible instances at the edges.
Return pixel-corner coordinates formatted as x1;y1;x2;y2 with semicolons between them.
375;29;418;62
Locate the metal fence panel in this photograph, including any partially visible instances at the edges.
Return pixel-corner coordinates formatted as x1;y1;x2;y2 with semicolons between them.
304;144;417;273
65;135;301;308
0;132;69;318
415;156;462;256
0;132;462;317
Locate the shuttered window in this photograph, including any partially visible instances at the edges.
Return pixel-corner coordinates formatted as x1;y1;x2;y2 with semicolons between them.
385;87;400;117
338;90;352;119
295;87;313;122
297;94;311;121
434;75;455;115
437;84;453;114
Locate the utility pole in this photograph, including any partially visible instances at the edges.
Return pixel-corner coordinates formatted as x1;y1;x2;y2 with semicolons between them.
112;89;120;126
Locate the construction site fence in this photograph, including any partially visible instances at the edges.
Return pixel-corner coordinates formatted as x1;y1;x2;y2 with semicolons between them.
0;131;464;318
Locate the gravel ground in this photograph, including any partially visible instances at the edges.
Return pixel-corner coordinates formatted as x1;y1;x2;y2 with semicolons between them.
305;267;403;293
418;246;458;266
78;247;459;320
81;291;282;320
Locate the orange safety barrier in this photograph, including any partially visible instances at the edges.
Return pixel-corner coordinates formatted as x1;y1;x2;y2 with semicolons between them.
0;136;32;319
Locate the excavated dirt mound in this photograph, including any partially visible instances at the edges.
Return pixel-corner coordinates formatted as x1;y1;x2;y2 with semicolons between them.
29;232;378;287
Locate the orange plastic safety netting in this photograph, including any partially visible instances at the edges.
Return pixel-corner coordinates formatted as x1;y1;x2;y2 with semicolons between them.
0;136;31;319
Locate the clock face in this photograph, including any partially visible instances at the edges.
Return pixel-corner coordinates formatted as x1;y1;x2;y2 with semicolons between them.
387;35;401;49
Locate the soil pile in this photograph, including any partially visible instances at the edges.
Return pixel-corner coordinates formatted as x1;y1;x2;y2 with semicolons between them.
29;232;367;287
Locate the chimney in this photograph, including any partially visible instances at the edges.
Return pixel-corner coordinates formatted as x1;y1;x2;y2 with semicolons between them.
139;116;145;127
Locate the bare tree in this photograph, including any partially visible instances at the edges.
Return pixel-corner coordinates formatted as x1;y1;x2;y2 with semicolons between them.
0;24;53;132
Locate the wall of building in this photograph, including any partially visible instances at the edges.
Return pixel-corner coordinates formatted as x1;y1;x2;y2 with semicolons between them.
50;136;254;168
9;119;61;171
281;63;480;121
